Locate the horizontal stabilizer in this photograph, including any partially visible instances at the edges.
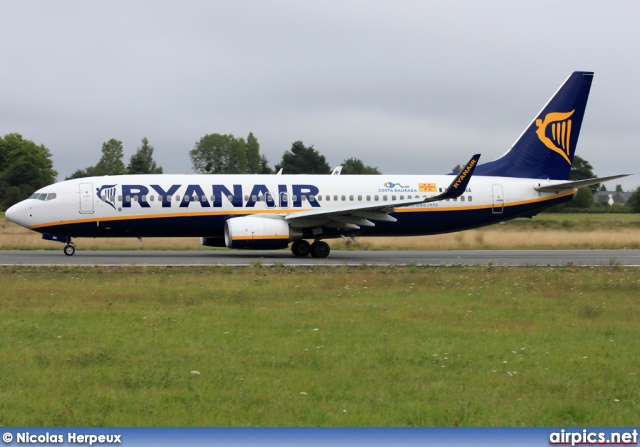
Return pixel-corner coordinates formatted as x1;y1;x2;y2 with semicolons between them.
534;174;630;192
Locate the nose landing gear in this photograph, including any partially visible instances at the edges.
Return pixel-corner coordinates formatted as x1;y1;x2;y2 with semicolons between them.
42;233;76;255
63;243;76;256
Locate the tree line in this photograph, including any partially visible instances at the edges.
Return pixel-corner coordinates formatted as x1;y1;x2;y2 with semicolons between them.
0;132;380;210
67;137;163;179
0;133;58;210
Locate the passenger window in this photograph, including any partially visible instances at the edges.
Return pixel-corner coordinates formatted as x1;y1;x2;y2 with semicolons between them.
252;195;257;202
134;195;139;202
202;195;207;202
468;196;473;202
183;195;189;202
309;195;315;202
392;195;397;200
317;195;322;202
292;195;297;202
349;195;354;201
358;195;362;201
227;194;234;201
374;195;379;201
366;195;371;201
118;195;123;202
383;195;388;201
175;195;181;202
149;195;154;202
333;195;338;201
460;196;465;202
210;195;215;202
125;195;131;203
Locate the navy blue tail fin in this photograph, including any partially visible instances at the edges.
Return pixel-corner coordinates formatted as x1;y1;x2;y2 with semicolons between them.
473;71;594;180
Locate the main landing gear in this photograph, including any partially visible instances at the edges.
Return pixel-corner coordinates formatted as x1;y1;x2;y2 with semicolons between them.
291;240;330;258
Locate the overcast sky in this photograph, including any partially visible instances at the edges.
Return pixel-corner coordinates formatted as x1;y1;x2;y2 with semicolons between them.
2;1;639;189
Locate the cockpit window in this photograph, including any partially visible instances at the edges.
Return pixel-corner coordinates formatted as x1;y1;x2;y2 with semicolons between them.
28;192;57;201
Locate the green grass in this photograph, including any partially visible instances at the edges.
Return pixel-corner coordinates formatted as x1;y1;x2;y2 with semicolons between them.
1;265;639;426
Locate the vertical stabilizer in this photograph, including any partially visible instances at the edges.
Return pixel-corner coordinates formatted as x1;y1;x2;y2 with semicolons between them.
473;71;593;180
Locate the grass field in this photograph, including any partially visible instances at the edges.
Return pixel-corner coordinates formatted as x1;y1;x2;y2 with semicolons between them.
2;212;640;251
1;265;639;426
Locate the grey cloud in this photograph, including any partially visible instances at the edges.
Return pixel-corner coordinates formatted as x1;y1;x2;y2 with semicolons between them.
1;0;638;189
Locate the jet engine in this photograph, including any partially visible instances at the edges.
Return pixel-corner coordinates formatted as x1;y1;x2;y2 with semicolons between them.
224;216;301;249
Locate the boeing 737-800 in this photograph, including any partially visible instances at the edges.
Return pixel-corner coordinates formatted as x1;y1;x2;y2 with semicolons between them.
5;71;629;258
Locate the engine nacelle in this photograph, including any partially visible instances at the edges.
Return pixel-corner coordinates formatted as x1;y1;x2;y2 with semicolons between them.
224;216;300;249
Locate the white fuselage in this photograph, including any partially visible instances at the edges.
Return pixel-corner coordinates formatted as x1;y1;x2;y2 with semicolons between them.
6;173;575;240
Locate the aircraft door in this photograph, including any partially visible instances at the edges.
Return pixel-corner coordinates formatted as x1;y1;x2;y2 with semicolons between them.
79;183;94;214
492;184;504;214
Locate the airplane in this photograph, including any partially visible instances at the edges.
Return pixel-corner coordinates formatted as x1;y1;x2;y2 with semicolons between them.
5;71;629;258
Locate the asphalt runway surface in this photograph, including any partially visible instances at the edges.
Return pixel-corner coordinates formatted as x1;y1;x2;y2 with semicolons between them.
1;249;640;267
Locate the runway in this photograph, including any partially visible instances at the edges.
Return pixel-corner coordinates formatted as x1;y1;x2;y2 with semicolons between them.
1;249;640;267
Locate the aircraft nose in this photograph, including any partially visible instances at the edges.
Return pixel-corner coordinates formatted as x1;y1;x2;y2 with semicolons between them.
5;201;28;227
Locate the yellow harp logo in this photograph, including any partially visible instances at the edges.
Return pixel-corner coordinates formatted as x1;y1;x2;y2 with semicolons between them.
535;110;575;164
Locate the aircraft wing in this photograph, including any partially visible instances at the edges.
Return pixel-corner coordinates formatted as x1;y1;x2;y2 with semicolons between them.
534;174;630;192
285;154;480;229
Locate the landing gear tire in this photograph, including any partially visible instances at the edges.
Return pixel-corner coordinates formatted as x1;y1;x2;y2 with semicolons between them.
291;240;311;257
310;241;330;258
63;244;76;256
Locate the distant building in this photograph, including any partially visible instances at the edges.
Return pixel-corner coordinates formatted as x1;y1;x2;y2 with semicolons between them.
593;191;633;206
